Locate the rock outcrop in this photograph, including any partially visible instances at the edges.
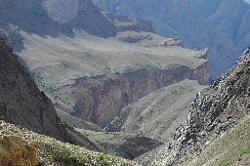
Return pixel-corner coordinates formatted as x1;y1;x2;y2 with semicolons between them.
182;117;250;166
0;38;65;139
0;38;96;149
139;48;250;165
0;136;39;166
116;31;183;47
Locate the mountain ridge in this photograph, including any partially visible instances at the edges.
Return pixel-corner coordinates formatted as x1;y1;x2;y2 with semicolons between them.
137;47;250;165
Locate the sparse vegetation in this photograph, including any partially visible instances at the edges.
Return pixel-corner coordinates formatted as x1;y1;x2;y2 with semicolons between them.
219;144;250;166
32;74;58;94
31;73;68;104
0;121;140;166
185;117;250;166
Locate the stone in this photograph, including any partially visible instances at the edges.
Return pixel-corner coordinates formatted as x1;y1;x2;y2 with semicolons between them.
0;136;39;166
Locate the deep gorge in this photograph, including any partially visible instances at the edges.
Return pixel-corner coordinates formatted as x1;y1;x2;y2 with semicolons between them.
66;62;209;128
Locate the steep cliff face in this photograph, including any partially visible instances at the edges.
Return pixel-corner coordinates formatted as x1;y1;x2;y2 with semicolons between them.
141;48;250;166
0;39;65;139
0;38;97;149
68;62;209;128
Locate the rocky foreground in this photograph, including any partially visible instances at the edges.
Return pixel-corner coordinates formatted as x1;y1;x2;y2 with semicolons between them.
0;120;140;166
137;48;250;166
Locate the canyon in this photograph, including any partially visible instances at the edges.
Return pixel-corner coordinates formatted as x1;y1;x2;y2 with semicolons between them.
1;0;249;165
107;80;207;141
0;0;210;129
18;31;209;128
68;63;208;127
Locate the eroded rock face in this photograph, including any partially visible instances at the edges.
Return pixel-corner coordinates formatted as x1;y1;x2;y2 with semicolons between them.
147;48;250;166
69;62;209;128
0;136;39;166
0;38;97;149
0;39;67;140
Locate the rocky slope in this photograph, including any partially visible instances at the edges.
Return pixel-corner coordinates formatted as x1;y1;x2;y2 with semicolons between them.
0;37;97;149
0;38;66;140
195;0;250;51
137;48;250;166
76;129;162;160
93;0;250;79
57;110;103;132
106;80;206;142
0;120;140;166
71;80;208;160
182;117;250;166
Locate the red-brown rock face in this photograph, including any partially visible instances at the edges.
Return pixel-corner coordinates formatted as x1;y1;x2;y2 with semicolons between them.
68;62;209;128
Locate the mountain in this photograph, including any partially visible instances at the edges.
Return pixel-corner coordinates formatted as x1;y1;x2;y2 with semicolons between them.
93;0;250;80
137;48;250;165
0;0;116;51
0;0;153;50
189;0;250;51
